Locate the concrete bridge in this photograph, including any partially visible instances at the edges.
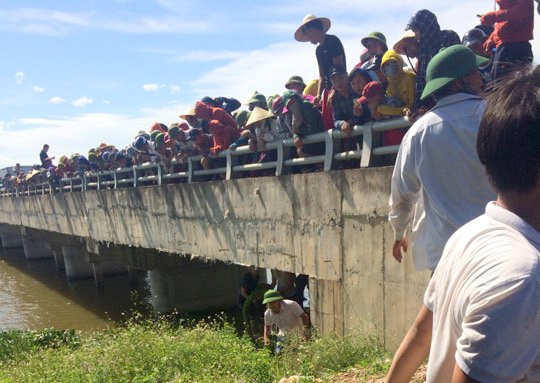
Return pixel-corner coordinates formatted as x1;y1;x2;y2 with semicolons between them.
0;165;430;350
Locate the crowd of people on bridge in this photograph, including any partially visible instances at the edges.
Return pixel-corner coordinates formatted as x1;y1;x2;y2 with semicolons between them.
1;4;534;194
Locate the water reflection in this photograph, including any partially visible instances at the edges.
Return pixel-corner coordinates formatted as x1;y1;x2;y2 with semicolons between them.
0;247;150;332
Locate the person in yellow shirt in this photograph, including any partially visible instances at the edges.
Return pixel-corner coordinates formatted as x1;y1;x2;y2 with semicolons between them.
378;50;416;118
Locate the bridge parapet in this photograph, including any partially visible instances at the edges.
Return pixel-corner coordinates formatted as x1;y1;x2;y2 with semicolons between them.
0;166;429;350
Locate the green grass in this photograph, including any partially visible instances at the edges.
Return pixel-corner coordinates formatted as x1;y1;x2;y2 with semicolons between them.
0;315;390;383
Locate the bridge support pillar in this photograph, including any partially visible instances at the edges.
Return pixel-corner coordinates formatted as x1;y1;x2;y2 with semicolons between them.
62;244;94;280
0;227;23;249
148;258;246;314
52;248;65;271
21;232;53;260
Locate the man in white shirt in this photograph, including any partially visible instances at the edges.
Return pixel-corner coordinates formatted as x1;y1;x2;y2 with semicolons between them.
389;45;495;271
262;289;309;350
385;65;540;383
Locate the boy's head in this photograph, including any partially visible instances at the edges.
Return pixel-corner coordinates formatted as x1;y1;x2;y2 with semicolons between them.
329;64;348;92
359;81;384;105
477;65;540;194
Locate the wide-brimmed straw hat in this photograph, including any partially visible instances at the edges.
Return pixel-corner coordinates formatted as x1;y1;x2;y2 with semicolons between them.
393;30;416;55
294;14;331;42
179;107;196;119
245;107;273;127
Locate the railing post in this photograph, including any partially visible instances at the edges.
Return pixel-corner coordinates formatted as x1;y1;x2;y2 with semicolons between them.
113;169;118;189
323;130;335;172
133;166;138;188
157;163;162;186
225;150;233;180
275;142;284;176
187;158;194;184
360;122;374;168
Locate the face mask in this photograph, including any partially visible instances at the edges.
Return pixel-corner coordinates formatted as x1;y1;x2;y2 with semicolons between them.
383;62;399;78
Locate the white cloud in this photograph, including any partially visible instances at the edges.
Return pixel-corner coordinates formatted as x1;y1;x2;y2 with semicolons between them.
32;86;45;92
15;72;24;85
49;97;65;104
0;101;192;167
142;83;160;92
102;100;111;105
169;85;180;94
173;50;243;62
72;97;93;107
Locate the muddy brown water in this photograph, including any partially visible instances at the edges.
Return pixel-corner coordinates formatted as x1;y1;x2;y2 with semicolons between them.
0;247;150;332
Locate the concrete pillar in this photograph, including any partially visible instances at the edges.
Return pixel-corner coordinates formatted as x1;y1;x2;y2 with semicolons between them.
22;235;53;260
62;244;94;280
52;249;65;271
93;263;105;288
148;260;246;314
148;269;175;313
127;266;139;284
0;231;23;249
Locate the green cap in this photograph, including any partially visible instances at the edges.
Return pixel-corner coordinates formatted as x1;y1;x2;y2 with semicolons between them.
262;289;283;305
420;45;489;101
361;31;387;48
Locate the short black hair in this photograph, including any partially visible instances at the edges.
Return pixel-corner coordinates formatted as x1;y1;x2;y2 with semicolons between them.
477;65;540;193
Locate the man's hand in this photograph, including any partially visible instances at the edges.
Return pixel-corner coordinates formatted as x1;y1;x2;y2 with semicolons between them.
483;38;495;54
392;237;409;263
480;11;497;26
341;121;352;135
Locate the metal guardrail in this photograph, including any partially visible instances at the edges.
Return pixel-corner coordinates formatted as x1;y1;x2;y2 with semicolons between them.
0;118;410;198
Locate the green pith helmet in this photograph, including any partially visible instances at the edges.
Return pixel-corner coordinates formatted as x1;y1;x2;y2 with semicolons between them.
150;130;161;142
420;45;489;101
233;109;250;128
285;75;306;89
361;31;387;48
246;91;267;106
262;289;283;304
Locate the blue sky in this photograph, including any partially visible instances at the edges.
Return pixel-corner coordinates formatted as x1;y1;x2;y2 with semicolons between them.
1;0;539;168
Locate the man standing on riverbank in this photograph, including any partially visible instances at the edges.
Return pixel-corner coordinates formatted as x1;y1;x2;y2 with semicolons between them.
389;45;495;272
385;65;540;383
263;290;309;352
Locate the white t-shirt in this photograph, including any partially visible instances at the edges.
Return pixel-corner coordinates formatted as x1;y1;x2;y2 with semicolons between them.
424;202;540;383
389;93;495;270
264;299;304;334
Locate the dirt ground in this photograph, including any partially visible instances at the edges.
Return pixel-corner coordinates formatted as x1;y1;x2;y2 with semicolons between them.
278;364;427;383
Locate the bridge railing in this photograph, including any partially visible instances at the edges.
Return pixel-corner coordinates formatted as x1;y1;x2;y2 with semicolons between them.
0;117;410;197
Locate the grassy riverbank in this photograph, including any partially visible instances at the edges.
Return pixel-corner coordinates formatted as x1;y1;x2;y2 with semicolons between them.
0;314;396;383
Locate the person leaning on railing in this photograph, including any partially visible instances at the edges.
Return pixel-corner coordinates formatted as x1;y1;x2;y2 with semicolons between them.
278;90;325;159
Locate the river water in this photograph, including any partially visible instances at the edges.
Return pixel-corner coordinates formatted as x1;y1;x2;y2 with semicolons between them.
0;247;150;332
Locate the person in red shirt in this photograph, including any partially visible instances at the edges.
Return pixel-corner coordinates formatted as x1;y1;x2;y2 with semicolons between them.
481;0;534;79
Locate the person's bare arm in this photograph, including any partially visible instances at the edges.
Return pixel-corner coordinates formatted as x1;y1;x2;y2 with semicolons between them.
263;324;271;345
385;304;432;383
451;363;481;383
